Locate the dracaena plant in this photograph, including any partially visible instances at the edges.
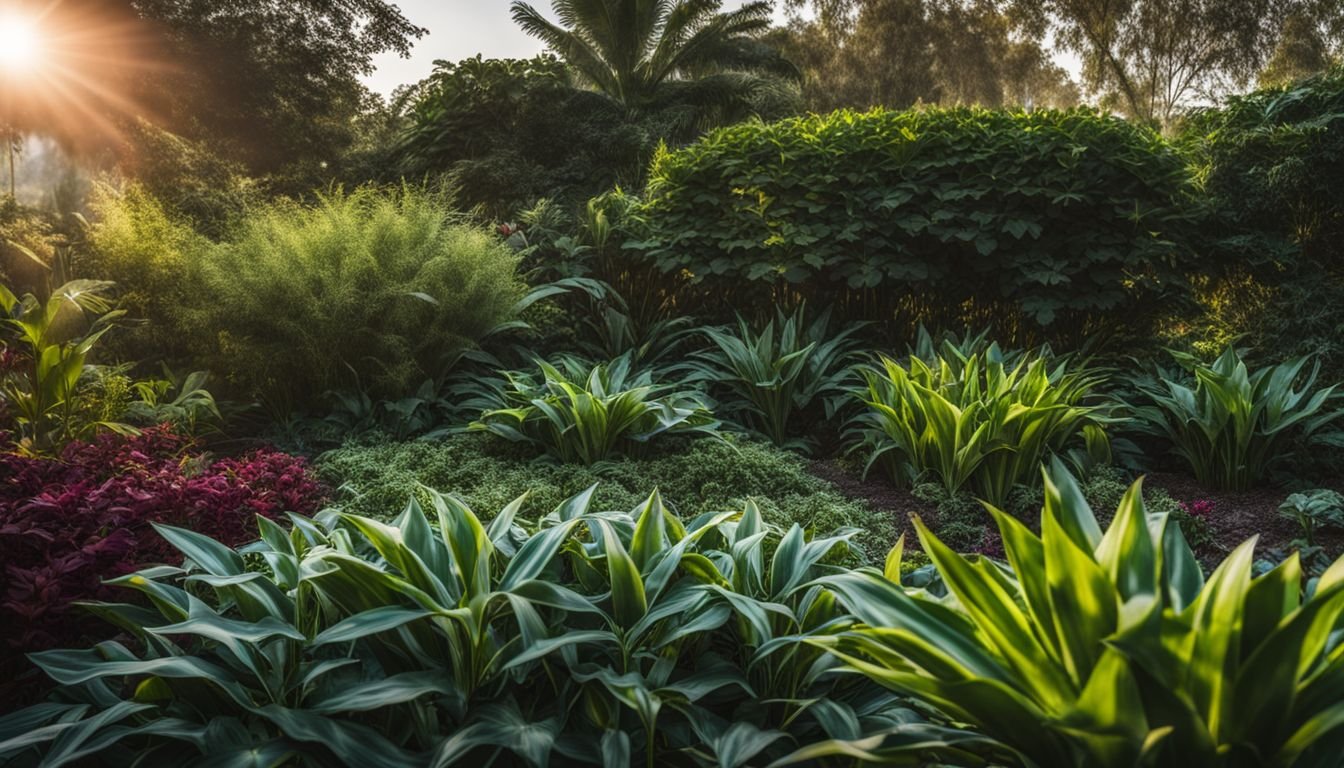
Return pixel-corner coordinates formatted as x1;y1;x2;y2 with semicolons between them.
804;460;1344;768
0;487;988;768
689;305;864;449
1125;346;1344;490
470;352;721;464
851;340;1107;507
0;279;132;454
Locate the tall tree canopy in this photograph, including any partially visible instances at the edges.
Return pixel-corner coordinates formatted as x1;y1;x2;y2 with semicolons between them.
509;0;799;136
778;0;1078;112
1010;0;1344;126
3;0;424;178
387;55;657;217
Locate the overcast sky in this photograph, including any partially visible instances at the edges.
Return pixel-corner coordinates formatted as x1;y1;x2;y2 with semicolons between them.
361;0;778;95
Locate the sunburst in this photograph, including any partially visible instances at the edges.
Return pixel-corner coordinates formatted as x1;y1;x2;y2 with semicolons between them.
0;9;43;73
0;1;164;154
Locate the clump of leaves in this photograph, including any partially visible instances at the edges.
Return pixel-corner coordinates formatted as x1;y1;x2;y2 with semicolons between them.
806;460;1344;767
0;427;324;695
1126;346;1344;490
0;487;978;767
690;304;863;449
851;339;1106;507
469;353;721;464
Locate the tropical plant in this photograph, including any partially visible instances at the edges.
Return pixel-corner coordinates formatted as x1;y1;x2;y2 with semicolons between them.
124;368;220;436
804;461;1344;767
690;305;864;447
0;487;984;767
509;0;798;137
1125;347;1344;490
851;341;1106;506
568;279;699;373
0;279;131;453
470;353;721;464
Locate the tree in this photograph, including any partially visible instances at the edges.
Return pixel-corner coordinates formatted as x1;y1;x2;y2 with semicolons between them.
3;0;424;179
509;0;799;137
1259;1;1344;86
387;55;658;217
1007;0;1329;127
777;0;1079;112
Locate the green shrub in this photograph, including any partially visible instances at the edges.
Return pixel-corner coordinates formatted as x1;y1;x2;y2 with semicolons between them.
1184;65;1344;273
689;305;863;448
468;353;720;464
632;107;1197;337
1279;489;1344;573
178;187;525;406
808;461;1344;767
84;182;206;365
315;434;899;563
0;489;976;767
1177;68;1344;396
392;55;656;217
1126;347;1344;490
852;341;1107;507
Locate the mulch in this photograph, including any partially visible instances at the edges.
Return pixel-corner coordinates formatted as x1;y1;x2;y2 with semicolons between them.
808;459;1344;568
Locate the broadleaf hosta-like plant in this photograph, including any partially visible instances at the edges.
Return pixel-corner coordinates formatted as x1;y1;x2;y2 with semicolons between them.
807;460;1344;767
690;305;864;448
0;487;993;767
470;352;721;464
1127;347;1344;490
852;341;1106;506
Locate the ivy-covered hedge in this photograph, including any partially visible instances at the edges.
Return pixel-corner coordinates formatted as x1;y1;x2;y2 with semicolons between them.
631;107;1198;332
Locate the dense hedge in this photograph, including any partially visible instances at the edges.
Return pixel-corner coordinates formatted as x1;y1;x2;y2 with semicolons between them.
1178;68;1344;379
1184;66;1344;271
631;107;1198;334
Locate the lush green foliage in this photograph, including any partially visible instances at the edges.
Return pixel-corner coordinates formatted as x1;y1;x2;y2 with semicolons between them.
1185;65;1344;272
391;56;656;217
511;0;799;140
690;305;863;448
1126;347;1344;490
315;434;900;563
1179;67;1344;386
1279;490;1344;572
0;280;131;453
177;187;525;406
632;107;1197;335
0;488;968;767
468;354;720;464
809;462;1344;767
852;341;1106;506
84;182;209;365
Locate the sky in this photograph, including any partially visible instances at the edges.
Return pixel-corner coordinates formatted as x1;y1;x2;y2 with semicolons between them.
361;0;777;96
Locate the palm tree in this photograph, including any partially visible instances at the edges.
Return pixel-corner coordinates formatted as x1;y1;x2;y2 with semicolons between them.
509;0;798;131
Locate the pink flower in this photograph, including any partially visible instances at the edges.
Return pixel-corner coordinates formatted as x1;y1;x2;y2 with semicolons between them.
1178;499;1215;518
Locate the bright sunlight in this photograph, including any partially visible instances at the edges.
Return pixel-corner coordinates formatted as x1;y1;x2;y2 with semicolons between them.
0;10;43;73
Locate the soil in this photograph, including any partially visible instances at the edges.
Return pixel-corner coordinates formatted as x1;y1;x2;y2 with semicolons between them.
808;459;1344;569
808;458;936;545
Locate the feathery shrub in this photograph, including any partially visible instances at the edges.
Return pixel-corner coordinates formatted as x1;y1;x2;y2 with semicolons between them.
179;186;525;406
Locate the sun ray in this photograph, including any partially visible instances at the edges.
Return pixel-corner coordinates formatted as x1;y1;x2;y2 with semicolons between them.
0;0;170;153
